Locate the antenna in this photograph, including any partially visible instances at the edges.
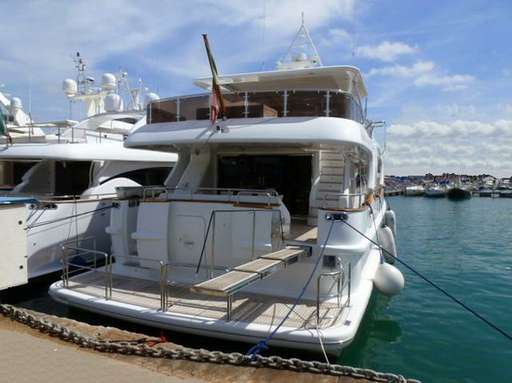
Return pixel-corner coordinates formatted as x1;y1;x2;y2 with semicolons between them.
276;13;323;70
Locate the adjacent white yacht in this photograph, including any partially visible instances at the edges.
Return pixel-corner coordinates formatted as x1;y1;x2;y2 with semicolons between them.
0;59;177;285
50;28;403;354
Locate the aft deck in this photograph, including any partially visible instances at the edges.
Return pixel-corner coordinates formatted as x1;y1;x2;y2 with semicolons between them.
65;271;348;331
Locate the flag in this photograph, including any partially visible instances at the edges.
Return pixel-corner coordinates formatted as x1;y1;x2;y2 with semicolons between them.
202;34;225;126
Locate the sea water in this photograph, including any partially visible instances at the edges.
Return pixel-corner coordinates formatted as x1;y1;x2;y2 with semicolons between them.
338;196;512;382
4;196;510;382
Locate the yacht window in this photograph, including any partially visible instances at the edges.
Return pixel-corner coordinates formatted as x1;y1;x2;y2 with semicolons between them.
287;91;327;117
180;95;210;121
54;161;92;196
218;155;312;217
100;167;171;186
329;92;363;122
113;117;138;124
149;99;178;123
245;91;284;117
0;161;38;189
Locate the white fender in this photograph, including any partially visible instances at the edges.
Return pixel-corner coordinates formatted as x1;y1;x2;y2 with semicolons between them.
377;226;397;264
374;263;405;295
384;210;397;236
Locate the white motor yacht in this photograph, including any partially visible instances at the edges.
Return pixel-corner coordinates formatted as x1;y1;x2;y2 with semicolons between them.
0;58;177;289
50;26;403;354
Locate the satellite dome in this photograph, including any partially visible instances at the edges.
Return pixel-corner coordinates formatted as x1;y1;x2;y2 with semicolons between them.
104;93;123;112
144;92;160;107
101;73;117;91
10;97;22;111
62;79;78;97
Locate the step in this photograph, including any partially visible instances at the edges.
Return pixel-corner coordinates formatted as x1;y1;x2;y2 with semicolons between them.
320;167;344;176
319;175;343;184
191;246;307;297
319;160;344;168
320;152;344;161
317;182;343;192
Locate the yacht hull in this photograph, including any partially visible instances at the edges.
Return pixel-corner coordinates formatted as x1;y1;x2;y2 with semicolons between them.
49;247;382;355
447;188;471;200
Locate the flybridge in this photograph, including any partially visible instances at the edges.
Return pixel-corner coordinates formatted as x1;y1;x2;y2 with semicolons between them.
193;66;368;97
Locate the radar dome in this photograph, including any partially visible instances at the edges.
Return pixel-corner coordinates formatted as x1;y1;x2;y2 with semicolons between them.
101;73;117;91
62;79;77;97
104;93;122;112
10;97;22;111
144;92;160;107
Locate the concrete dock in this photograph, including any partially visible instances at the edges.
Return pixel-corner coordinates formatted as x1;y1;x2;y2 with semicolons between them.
0;307;415;383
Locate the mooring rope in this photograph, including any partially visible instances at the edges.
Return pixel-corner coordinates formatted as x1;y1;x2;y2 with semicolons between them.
340;216;512;343
247;219;336;356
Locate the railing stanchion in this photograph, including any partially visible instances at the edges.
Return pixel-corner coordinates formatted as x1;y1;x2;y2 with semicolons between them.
251;211;256;259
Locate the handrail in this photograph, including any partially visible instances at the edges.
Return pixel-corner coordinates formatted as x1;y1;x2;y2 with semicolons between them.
139;186;279;203
316;262;351;324
321;191;367;209
195;208;285;277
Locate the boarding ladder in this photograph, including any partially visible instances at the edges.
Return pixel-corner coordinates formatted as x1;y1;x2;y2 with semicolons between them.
191;246;311;320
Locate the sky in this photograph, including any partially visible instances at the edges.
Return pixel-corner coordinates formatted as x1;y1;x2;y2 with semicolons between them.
0;0;511;176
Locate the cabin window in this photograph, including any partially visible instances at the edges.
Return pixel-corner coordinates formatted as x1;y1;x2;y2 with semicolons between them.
245;91;284;117
218;155;312;217
148;90;364;124
100;167;171;186
180;95;210;121
286;91;327;117
0;161;38;189
55;161;92;196
329;92;363;122
148;99;178;123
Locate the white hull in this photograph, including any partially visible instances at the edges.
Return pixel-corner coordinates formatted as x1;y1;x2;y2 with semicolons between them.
26;199;112;278
50;247;381;354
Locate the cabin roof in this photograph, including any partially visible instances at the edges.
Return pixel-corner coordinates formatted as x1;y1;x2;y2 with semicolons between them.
194;66;367;97
0;143;177;163
124;117;374;152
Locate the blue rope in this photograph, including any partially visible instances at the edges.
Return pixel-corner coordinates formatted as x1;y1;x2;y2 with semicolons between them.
247;220;336;356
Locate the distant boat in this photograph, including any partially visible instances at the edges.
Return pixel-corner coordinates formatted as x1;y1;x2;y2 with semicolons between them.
447;185;472;200
405;185;425;196
479;188;494;197
499;189;512;198
425;185;446;198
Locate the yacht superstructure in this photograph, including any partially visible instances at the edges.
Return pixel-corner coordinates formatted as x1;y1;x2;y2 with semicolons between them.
0;58;177;284
50;28;402;354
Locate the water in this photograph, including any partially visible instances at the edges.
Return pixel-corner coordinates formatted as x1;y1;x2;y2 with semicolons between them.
2;196;511;382
339;196;512;382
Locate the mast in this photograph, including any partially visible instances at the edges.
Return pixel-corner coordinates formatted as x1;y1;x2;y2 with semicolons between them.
276;13;323;70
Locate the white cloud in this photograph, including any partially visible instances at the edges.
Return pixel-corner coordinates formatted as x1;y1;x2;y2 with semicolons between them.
414;73;475;91
368;60;434;78
385;120;512;176
0;0;356;120
368;60;474;91
356;41;417;62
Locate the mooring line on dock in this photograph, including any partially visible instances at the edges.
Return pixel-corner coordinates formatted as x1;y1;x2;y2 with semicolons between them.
340;218;512;343
0;304;420;383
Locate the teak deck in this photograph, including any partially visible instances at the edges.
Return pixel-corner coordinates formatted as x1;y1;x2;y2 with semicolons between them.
67;272;347;330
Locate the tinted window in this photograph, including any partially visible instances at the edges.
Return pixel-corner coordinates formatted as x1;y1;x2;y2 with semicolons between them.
55;161;91;196
101;167;171;186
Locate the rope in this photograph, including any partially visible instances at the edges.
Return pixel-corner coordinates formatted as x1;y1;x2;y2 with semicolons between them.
247;220;336;356
340;217;512;343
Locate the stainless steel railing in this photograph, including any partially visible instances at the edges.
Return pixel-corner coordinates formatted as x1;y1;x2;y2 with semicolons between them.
316;262;351;324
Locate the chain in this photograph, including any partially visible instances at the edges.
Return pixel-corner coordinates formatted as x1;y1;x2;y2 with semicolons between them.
0;304;420;383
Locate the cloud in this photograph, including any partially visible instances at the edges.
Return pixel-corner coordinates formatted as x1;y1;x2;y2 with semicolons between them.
0;0;356;120
356;41;417;62
368;60;434;77
414;73;475;91
385;120;512;176
368;60;474;91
